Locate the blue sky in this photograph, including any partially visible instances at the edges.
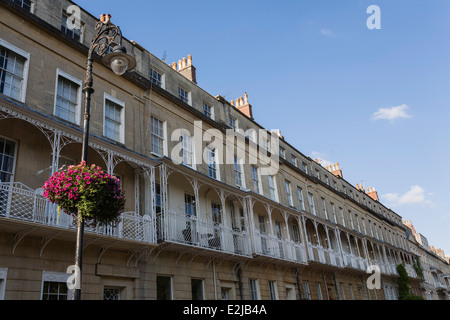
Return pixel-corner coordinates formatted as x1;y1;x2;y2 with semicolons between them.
74;0;450;255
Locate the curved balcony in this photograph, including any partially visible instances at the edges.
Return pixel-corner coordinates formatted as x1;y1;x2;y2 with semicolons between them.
307;244;344;268
254;230;308;265
343;252;368;271
0;181;156;244
157;210;252;257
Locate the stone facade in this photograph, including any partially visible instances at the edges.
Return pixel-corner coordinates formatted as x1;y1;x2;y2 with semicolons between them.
0;0;432;300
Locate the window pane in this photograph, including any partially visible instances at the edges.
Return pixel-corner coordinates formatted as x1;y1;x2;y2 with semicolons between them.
0;47;26;100
157;276;172;300
55;76;79;123
104;100;123;142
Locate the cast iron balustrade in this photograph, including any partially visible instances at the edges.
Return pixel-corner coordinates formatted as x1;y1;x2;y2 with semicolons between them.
156;210;252;257
0;181;156;243
254;230;308;264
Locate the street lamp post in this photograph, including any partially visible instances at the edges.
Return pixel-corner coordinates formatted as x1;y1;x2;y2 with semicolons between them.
73;14;136;300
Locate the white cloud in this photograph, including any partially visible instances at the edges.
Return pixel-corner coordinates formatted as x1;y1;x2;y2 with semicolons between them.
382;185;434;206
372;104;412;122
320;28;334;37
311;151;333;167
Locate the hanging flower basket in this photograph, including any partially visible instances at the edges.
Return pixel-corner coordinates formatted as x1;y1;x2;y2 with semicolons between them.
42;161;125;225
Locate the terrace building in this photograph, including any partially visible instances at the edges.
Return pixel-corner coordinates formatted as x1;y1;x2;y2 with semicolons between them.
0;0;422;300
403;220;450;300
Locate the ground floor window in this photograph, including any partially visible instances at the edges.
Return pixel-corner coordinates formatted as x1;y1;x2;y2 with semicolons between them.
157;275;172;300
41;271;71;300
191;279;204;300
103;287;121;300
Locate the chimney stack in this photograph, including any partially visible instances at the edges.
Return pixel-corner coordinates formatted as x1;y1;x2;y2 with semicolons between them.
172;54;197;84
270;129;283;139
325;162;343;178
232;92;254;119
366;186;379;201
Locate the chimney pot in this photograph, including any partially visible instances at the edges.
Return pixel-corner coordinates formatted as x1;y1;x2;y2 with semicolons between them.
187;54;192;67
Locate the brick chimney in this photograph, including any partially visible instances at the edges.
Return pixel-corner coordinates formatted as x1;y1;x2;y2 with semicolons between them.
325;162;343;178
366;186;379;201
172;54;197;84
232;92;254;119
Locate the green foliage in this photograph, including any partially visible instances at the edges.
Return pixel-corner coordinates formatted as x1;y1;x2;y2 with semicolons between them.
396;264;411;300
413;258;424;281
43;161;125;225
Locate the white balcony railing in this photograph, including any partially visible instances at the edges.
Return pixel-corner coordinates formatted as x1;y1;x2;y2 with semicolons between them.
254;231;307;264
0;182;156;244
342;252;368;271
157;210;252;257
404;264;418;279
306;244;344;268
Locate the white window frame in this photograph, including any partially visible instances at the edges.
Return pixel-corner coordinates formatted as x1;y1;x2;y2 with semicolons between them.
249;279;260;300
206;147;219;180
103;93;125;144
234;156;245;188
151;116;167;157
228;115;238;131
61;11;85;43
53;69;82;125
41;271;73;300
279;147;285;159
330;203;337;223
0;37;30;103
0;268;7;300
339;283;345;300
291;156;297;166
203;102;214;120
268;175;278;202
339;207;345;227
178;86;190;105
12;0;35;12
180;131;195;169
349;210;355;230
301;162;308;174
268;281;278;300
303;281;311;300
297;187;305;211
251;165;262;194
321;197;328;220
285;180;293;206
308;193;316;215
150;68;164;88
316;283;323;300
0;135;18;183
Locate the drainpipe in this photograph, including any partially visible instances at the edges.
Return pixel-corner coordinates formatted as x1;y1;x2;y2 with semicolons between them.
213;259;218;300
236;263;244;300
295;269;303;300
333;272;340;300
322;272;330;300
